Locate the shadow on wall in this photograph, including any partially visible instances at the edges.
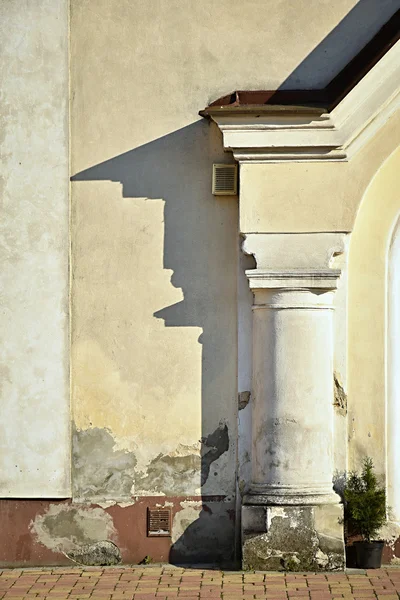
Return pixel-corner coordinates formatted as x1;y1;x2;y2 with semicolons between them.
70;0;400;566
278;0;399;90
72;120;238;565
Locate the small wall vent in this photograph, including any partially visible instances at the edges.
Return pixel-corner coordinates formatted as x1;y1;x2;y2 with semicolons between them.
147;508;171;537
212;163;238;196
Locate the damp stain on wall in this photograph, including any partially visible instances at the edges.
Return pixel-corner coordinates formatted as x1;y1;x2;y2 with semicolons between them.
30;503;118;556
72;426;137;500
72;421;230;500
134;422;230;494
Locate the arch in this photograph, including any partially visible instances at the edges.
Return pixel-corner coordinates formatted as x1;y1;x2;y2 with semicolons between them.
348;145;400;489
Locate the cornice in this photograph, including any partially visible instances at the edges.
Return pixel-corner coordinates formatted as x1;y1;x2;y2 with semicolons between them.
201;13;400;163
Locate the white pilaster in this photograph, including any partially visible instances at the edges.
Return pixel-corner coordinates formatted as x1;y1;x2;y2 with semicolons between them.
243;234;345;507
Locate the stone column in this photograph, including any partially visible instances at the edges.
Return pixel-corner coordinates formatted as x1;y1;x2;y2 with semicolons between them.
241;234;345;571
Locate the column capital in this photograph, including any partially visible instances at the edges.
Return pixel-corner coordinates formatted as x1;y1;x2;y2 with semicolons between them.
243;232;346;291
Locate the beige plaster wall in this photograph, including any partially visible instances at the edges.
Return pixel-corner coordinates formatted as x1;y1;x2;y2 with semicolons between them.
70;0;399;508
71;0;249;503
348;146;400;476
71;164;239;500
0;0;70;496
69;0;398;166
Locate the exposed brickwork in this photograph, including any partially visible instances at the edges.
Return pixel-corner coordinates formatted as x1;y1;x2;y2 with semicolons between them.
1;566;400;599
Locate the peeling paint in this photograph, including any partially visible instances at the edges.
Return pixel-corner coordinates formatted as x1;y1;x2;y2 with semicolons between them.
170;500;235;563
267;506;288;530
379;522;400;550
172;504;202;545
135;453;200;496
31;504;117;554
72;426;137;501
72;417;229;500
95;500;137;509
179;500;203;510
315;549;329;568
134;423;229;495
334;372;347;414
166;443;201;458
238;391;250;410
72;328;202;474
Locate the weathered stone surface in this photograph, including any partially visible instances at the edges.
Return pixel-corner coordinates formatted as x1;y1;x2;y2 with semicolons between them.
73;422;230;499
242;505;266;534
334;372;347;414
238;392;251;411
72;426;137;500
67;540;121;566
242;505;344;571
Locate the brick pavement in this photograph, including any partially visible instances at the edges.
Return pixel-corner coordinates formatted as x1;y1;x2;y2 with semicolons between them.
1;566;400;600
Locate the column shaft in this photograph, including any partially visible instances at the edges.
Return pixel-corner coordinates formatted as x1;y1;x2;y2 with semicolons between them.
248;288;337;505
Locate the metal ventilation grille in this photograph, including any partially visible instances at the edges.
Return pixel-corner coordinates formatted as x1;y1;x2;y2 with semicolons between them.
212;164;238;196
147;508;171;537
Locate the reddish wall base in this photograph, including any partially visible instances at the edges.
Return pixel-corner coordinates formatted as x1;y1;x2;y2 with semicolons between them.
0;496;236;567
383;539;400;565
0;500;70;566
346;539;400;568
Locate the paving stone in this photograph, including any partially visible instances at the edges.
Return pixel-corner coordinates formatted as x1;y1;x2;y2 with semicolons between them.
2;567;400;599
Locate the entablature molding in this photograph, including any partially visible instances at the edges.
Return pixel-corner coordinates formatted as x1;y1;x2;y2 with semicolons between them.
201;21;400;163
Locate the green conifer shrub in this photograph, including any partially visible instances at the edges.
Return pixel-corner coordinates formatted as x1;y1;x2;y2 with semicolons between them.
344;457;386;542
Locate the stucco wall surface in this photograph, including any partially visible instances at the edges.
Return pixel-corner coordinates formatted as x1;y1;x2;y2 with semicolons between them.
69;0;400;561
70;0;398;168
69;0;400;504
70;0;246;510
239;109;400;234
0;0;70;497
348;146;400;477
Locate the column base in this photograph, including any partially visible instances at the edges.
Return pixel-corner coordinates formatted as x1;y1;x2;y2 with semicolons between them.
244;484;340;506
242;504;345;571
243;482;339;506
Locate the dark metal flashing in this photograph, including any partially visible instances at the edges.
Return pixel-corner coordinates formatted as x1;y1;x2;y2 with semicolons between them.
200;9;400;117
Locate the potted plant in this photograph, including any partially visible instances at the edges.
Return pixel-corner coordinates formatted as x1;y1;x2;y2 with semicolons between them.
344;457;386;569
